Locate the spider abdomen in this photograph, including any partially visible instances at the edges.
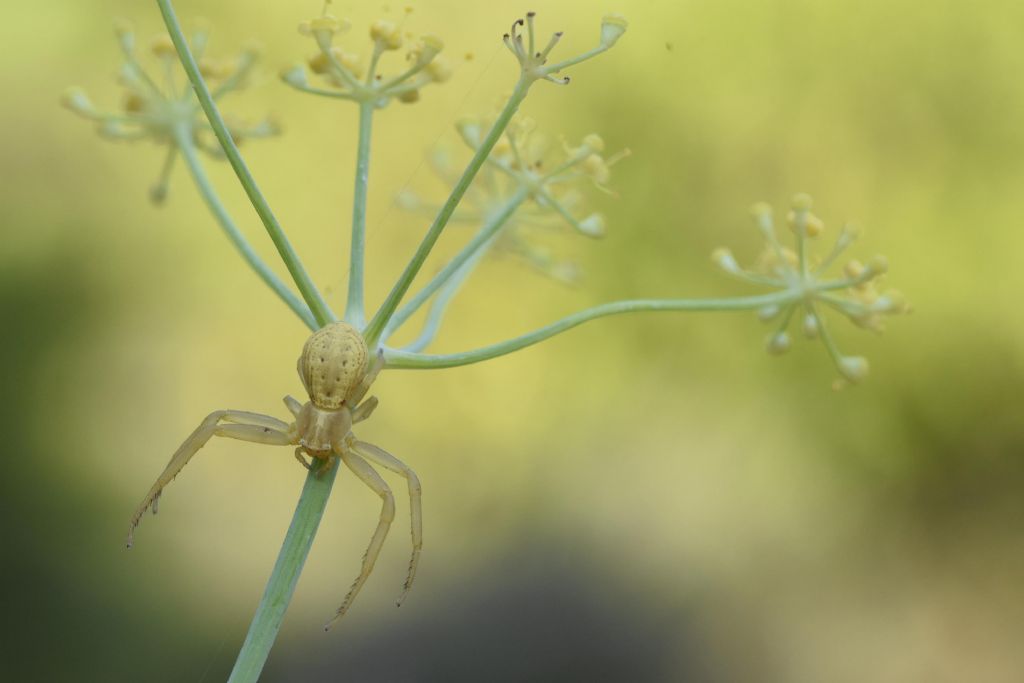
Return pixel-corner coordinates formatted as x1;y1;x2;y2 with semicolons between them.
297;321;369;410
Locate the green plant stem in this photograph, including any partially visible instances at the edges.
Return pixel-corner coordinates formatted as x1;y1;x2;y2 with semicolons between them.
175;130;317;330
383;291;803;369
345;101;374;327
362;77;533;347
402;247;487;352
382;188;529;341
227;463;340;683
156;0;336;328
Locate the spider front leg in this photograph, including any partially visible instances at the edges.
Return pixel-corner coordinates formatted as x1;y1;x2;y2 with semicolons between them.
127;410;296;547
352;440;422;606
325;446;396;629
351;396;378;423
348;349;384;407
283;395;304;418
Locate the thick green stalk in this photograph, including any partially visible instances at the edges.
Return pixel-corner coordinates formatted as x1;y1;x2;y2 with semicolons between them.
226;464;340;683
176;129;317;331
156;0;336;328
384;291;802;369
362;77;532;347
382;187;529;341
345;102;374;327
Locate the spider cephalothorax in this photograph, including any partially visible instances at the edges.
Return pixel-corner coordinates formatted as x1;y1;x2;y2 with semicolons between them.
293;322;373;456
127;321;421;628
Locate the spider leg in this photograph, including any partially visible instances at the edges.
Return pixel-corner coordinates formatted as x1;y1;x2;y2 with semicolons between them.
294;447;313;470
283;395;304;418
351;396;378;423
352;440;422;607
127;410;295;548
324;448;395;630
347;349;384;407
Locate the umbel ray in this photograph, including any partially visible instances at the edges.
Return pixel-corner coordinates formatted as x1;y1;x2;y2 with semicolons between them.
127;322;421;629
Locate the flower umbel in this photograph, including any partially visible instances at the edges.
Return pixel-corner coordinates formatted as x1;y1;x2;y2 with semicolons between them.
384;116;629;351
283;3;451;107
504;11;629;84
62;20;279;203
401;114;629;279
712;194;909;387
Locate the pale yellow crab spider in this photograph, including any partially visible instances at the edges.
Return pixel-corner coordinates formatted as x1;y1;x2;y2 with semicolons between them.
126;322;422;628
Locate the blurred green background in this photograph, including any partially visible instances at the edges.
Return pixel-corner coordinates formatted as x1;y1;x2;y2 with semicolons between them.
3;0;1023;681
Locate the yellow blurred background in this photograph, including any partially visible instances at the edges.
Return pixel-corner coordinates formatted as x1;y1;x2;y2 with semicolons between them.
3;0;1023;681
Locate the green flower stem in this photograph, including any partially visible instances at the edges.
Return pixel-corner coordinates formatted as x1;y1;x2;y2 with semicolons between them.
811;303;844;365
403;251;486;352
543;45;611;74
383;291;803;369
226;463;341;683
362;77;533;348
156;0;336;328
285;82;357;100
382;187;530;341
175;129;317;331
345;101;374;327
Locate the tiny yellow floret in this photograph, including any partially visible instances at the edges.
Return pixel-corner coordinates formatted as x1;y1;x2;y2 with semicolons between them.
151;34;177;58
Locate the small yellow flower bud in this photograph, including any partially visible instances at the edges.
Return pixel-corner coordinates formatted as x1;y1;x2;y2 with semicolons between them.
582;134;605;152
299;15;349;39
766;331;792;355
581;154;611;185
492;139;515;165
455;118;483;147
307;52;331;75
411;35;444;66
280;64;308;88
398;88;421;103
151;34;177;59
802;313;819;339
113;19;135;53
370;20;404;50
339;52;363;77
711;248;739;273
805;213;824;237
786;209;823;237
199;59;232;80
578;213;606;237
866;255;889;275
844;259;865;280
424;57;453;82
61;87;94;116
600;14;628;47
123;91;147;114
791;192;813;211
750;201;773;218
838;356;869;383
841;223;862;240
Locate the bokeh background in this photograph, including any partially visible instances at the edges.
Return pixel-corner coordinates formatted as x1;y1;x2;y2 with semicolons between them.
3;0;1024;681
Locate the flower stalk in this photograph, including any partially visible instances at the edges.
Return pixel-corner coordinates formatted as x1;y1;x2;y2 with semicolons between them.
345;101;374;326
227;464;340;683
156;0;336;328
174;126;317;330
362;76;532;348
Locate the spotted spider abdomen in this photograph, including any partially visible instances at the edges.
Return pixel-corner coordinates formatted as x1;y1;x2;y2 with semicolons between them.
297;322;369;410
